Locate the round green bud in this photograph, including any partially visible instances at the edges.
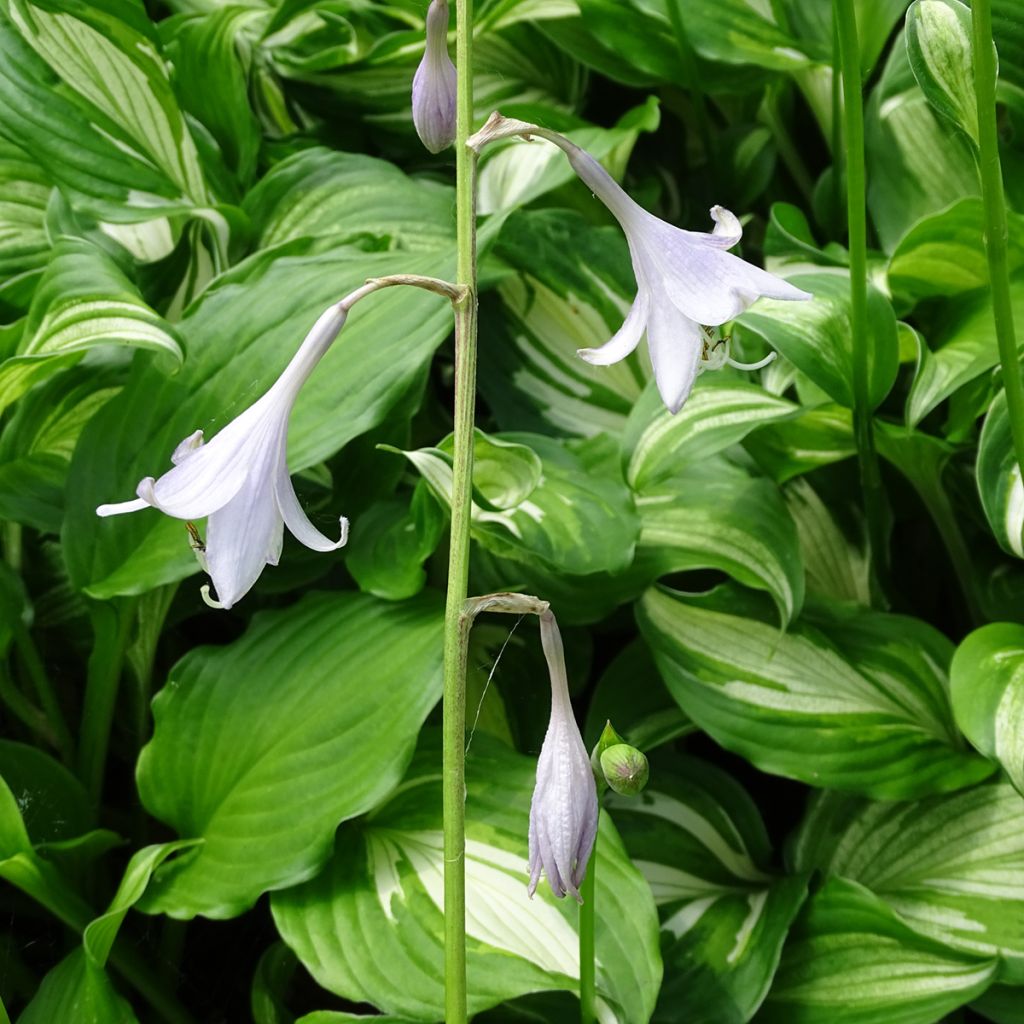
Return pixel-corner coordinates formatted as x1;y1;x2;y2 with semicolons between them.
600;744;649;796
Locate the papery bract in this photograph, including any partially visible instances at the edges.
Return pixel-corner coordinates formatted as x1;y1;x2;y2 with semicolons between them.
528;609;599;903
97;303;352;609
412;0;457;154
469;114;812;413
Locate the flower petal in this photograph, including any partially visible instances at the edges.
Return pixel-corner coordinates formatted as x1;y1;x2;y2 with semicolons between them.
577;290;649;366
274;465;349;552
646;300;703;415
96;497;149;517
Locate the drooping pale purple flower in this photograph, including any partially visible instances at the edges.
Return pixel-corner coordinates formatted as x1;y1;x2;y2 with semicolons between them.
528;609;599;903
412;0;457;154
97;300;358;609
468;114;812;413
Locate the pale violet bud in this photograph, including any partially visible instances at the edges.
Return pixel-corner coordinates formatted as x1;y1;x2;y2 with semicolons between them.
467;113;812;414
600;744;650;796
96;302;354;609
412;0;456;154
528;610;599;903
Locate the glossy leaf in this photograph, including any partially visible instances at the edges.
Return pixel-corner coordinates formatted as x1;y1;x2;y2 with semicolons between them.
950;623;1024;794
978;391;1024;558
135;591;444;918
17;949;138;1024
272;737;662;1022
638;585;993;799
610;757;807;1023
792;781;1024;980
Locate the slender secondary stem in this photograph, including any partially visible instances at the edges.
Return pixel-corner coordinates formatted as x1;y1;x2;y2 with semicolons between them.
14;626;73;764
579;820;597;1024
834;0;887;580
972;0;1024;475
442;0;477;1017
79;599;135;805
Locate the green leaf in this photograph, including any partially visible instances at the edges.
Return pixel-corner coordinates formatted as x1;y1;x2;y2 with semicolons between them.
743;404;856;483
623;375;800;492
950;623;1024;794
906;0;979;145
972;984;1024;1024
0;139;49;283
397;429;639;577
865;35;979;252
637;585;993;799
610;756;807;1023
906;280;1024;427
480;209;646;439
978;391;1024;558
243;147;456;253
888;198;1024;304
17;949;138;1024
135;590;444;919
62;242;454;599
786;0;911;75
0;238;181;416
758;878;996;1024
737;271;899;411
791;780;1024;980
271;736;662;1023
635;456;805;626
0;0;211;219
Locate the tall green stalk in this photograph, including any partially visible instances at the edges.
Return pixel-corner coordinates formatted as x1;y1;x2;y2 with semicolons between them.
579;822;597;1024
972;0;1024;476
834;0;887;577
442;0;477;1018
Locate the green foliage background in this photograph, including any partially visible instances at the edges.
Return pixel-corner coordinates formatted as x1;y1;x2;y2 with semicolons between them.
0;0;1023;1021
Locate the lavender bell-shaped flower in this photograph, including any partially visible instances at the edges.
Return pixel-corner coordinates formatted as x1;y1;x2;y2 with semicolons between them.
96;298;361;609
469;114;813;413
528;609;599;903
412;0;457;154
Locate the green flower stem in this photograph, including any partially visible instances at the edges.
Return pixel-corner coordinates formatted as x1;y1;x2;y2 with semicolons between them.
579;817;597;1024
834;0;887;579
443;0;477;1018
79;599;135;805
972;0;1024;476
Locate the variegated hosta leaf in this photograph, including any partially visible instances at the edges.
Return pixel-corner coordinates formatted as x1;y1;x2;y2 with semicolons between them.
743;403;856;483
791;781;1024;981
637;585;994;799
480;209;646;439
736;271;899;412
622;376;800;492
0;139;49;287
475;97;659;215
978;391;1024;558
758;878;996;1024
243;147;456;253
865;32;980;253
784;478;872;606
0;0;213;222
397;428;639;577
634;456;805;626
135;592;444;919
0;238;181;416
609;757;807;1023
906;0;979;145
950;623;1024;796
271;737;662;1023
906;281;1024;428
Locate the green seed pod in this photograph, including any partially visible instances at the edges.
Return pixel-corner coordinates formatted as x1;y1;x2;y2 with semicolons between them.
590;719;626;784
600;744;650;796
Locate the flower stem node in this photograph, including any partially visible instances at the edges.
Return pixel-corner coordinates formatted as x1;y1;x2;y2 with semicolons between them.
599;744;650;797
412;0;457;154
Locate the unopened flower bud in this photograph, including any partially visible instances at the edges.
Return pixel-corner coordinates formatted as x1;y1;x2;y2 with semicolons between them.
590;719;626;785
600;744;649;796
412;0;457;154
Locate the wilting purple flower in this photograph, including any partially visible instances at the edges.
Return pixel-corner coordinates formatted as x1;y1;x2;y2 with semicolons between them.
528;609;599;903
97;301;356;609
468;114;812;413
412;0;457;154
